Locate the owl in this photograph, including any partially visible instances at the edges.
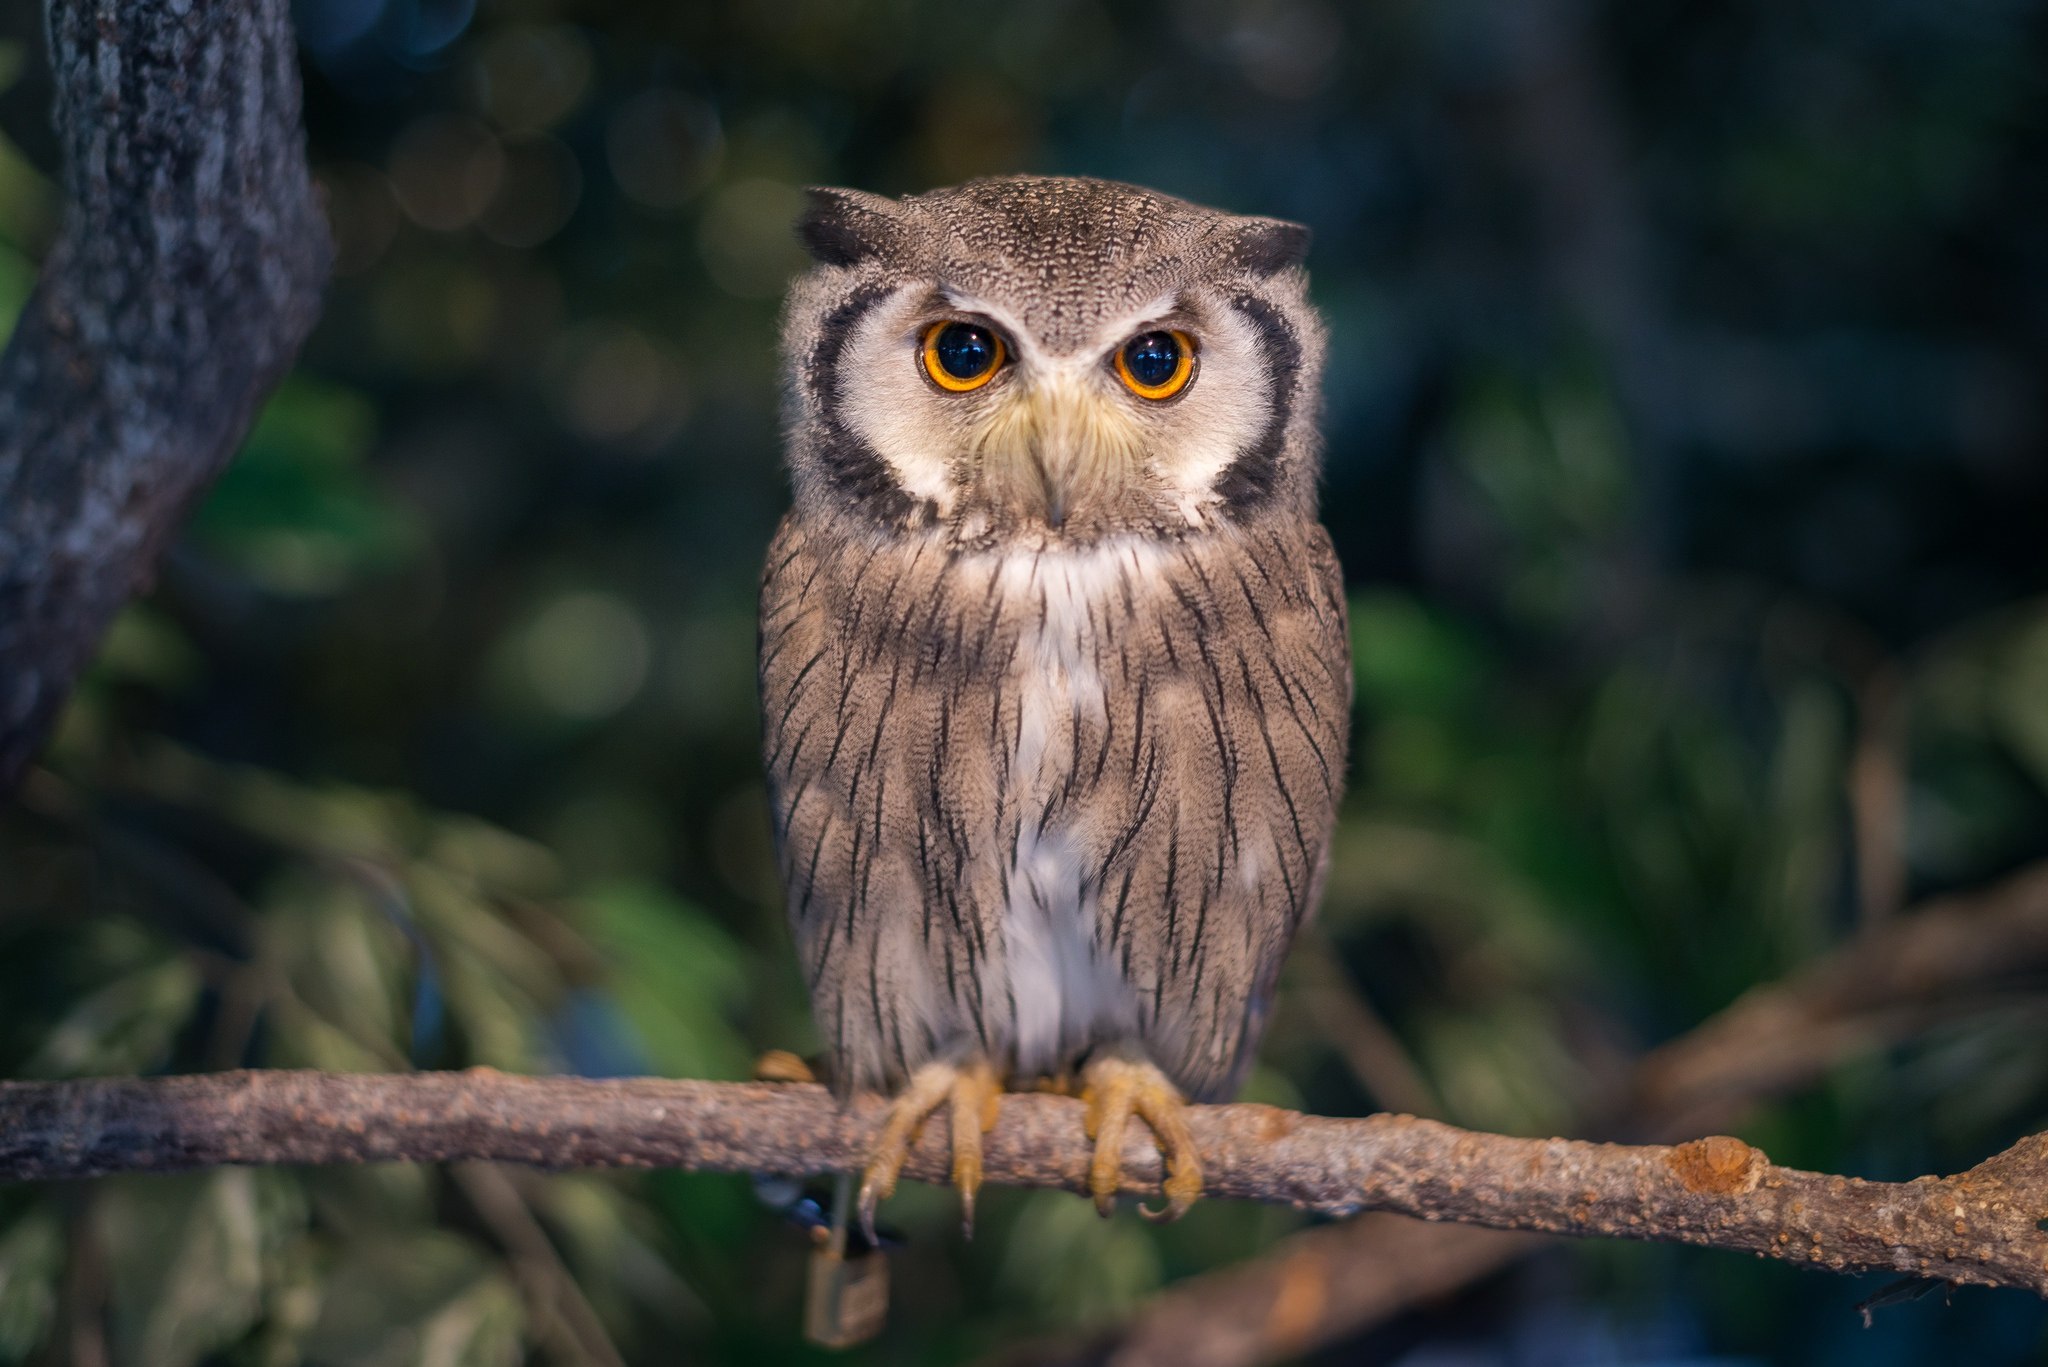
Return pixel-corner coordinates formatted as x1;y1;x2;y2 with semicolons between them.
760;175;1349;1234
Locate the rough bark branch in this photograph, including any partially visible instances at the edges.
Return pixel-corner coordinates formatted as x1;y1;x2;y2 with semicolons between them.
0;0;330;792
4;1069;2047;1299
1041;856;2048;1367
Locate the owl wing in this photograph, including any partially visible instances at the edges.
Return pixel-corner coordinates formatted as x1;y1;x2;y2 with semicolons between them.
759;511;1019;1095
1083;519;1352;1100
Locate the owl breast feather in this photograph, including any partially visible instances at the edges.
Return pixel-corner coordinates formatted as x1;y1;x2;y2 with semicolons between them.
759;514;1350;1100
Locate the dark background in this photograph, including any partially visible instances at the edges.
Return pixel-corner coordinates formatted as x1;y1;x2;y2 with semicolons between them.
2;0;2046;1362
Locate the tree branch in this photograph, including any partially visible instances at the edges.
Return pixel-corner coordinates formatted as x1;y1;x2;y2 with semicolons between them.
1631;860;2048;1136
1078;856;2048;1367
0;0;330;792
4;1069;2047;1297
1023;1218;1543;1367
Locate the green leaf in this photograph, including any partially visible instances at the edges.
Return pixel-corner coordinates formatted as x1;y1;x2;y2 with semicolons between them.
1348;592;1489;720
580;883;752;1080
996;1191;1163;1327
188;376;420;596
425;817;561;899
1418;997;1581;1135
21;956;200;1078
527;1175;709;1335
412;1274;525;1367
100;1172;280;1367
0;1207;63;1361
305;1167;441;1243
87;605;204;692
1994;609;2048;791
266;875;412;1062
305;1232;522;1367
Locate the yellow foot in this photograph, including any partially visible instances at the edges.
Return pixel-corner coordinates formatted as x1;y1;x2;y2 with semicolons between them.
753;1049;818;1084
856;1057;1002;1241
1080;1053;1203;1222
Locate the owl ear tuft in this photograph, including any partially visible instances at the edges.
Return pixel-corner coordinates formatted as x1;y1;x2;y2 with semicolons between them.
1225;217;1312;276
796;187;905;267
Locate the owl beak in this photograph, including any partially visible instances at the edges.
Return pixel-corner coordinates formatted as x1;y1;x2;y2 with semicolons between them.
981;374;1141;530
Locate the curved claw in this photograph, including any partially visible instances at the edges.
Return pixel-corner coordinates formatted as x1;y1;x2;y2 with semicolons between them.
1080;1053;1205;1222
854;1155;889;1249
950;1057;1002;1239
1136;1160;1202;1223
1083;1073;1136;1217
1133;1082;1201;1222
856;1058;1002;1244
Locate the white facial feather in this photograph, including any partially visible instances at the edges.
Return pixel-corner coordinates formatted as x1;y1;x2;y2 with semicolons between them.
838;291;962;509
835;285;1274;529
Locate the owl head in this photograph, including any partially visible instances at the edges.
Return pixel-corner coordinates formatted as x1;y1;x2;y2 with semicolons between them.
779;176;1326;548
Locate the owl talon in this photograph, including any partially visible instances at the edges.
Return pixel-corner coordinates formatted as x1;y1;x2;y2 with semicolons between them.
752;1049;817;1084
856;1057;1002;1243
950;1056;1003;1238
1082;1070;1135;1216
1080;1053;1204;1221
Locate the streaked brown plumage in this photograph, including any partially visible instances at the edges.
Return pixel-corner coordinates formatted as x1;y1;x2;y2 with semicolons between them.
760;175;1349;1228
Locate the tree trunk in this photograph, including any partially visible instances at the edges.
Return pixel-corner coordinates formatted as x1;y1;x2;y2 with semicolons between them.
0;0;330;793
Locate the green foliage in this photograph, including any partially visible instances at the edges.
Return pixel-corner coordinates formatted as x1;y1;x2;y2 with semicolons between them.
995;1194;1162;1328
0;1207;62;1360
300;1229;522;1367
580;883;752;1081
0;740;769;1365
188;379;422;598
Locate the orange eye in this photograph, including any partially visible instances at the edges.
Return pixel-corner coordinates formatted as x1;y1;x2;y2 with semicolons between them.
1113;329;1196;400
922;320;1006;392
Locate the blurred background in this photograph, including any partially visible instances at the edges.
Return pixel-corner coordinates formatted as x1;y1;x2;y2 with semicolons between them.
2;0;2047;1362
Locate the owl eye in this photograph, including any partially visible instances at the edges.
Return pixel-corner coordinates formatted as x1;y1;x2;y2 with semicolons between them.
921;320;1006;392
1114;329;1196;401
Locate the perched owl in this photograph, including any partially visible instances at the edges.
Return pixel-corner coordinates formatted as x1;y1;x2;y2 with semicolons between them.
759;175;1349;1233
